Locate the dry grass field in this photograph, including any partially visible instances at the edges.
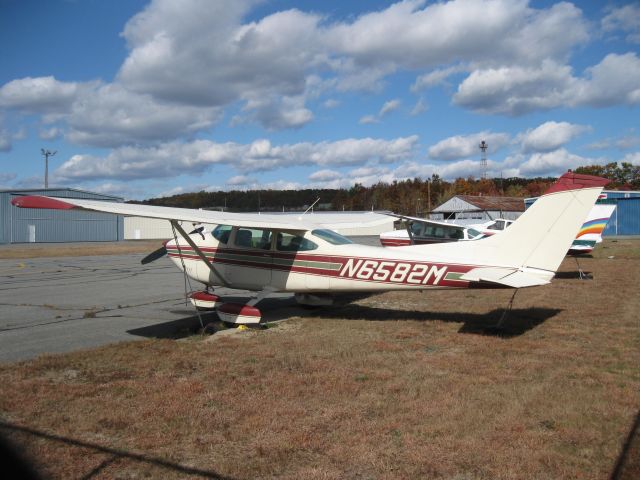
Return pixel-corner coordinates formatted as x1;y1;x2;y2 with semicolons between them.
0;239;638;479
0;240;163;259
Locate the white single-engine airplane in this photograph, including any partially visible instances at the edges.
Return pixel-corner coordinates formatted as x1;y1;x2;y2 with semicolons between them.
379;201;615;257
12;172;608;325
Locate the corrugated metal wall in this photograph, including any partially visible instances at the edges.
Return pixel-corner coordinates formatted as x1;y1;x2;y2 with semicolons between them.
1;189;124;244
604;198;640;236
526;190;640;237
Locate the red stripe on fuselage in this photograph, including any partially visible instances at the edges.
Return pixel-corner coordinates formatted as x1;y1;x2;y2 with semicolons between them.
167;245;479;287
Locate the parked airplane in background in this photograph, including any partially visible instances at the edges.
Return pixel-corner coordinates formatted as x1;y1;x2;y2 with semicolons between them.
380;203;615;256
12;172;608;325
567;204;616;255
379;215;486;246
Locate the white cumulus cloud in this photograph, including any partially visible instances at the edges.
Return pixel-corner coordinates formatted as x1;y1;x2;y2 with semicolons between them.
53;136;419;181
518;121;591;153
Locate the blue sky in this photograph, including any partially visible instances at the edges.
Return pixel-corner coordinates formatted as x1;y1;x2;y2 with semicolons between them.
1;0;639;200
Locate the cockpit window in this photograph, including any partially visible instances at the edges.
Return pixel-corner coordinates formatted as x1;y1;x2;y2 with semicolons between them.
311;229;353;245
276;232;318;251
212;224;232;244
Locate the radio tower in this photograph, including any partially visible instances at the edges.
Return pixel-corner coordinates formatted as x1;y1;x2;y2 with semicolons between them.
479;140;488;179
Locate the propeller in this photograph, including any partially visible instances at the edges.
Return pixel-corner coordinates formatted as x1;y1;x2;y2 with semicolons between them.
140;225;205;265
141;243;168;264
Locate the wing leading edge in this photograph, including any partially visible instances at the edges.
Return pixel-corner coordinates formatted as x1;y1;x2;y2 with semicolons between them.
13;195;391;232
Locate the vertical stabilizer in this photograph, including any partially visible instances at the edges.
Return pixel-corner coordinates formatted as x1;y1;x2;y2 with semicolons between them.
476;172;609;272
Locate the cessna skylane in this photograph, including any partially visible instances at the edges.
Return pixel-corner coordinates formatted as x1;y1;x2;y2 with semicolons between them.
380;200;615;256
12;172;608;325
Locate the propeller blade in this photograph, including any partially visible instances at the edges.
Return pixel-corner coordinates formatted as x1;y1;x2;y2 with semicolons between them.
141;245;167;265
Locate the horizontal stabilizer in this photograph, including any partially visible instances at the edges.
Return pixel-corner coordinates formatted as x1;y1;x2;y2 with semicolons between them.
461;267;551;288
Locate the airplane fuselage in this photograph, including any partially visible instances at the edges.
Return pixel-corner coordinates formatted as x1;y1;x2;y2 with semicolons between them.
165;226;503;293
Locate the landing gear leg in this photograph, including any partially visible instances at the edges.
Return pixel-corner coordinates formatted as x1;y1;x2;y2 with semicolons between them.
574;256;591;280
493;289;518;329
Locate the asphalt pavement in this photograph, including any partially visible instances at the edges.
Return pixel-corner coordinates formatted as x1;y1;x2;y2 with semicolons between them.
0;235;381;363
0;254;298;363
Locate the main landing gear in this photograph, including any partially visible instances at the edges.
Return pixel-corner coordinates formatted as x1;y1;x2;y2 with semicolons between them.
188;288;268;325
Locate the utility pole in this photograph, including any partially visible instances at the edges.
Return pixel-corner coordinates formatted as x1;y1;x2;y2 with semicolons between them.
41;149;57;189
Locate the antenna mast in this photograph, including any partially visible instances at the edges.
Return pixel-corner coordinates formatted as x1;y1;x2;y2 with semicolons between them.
478;140;488;180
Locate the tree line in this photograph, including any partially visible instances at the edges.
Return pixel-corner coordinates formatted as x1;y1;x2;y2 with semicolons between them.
138;162;639;216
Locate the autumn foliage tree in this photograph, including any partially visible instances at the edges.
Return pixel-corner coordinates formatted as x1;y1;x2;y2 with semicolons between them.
138;163;636;216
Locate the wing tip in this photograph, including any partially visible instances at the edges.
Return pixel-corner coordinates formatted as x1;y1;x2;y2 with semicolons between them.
11;195;76;210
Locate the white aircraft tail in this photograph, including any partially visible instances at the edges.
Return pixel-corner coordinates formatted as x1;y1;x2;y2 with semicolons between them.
410;172;609;281
480;173;608;271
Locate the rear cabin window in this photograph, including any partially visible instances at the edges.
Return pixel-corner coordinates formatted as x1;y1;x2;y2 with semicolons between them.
212;224;232;244
276;232;318;252
311;229;353;245
234;228;273;250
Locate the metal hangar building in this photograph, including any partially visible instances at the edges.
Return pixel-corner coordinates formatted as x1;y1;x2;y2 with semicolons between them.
0;188;124;244
430;195;525;223
525;190;640;237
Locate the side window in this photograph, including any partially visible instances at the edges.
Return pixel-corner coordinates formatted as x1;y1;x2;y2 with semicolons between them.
445;226;463;239
212;224;232;244
410;222;422;236
276;232;318;252
234;228;273;249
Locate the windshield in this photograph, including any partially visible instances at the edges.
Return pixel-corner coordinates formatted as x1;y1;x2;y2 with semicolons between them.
211;224;232;244
467;228;483;240
311;229;353;245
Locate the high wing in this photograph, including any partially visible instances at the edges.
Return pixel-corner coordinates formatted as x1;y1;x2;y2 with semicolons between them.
10;195;390;233
386;212;468;230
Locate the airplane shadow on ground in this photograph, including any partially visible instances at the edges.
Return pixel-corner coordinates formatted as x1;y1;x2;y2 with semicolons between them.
127;311;218;339
306;302;562;338
127;292;561;339
553;270;593;279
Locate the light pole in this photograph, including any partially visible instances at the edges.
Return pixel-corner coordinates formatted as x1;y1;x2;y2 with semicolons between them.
41;149;57;189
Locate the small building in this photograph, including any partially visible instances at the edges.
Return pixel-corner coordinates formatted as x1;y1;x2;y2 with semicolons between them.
1;188;124;244
125;217;185;240
430;195;525;223
525;190;640;236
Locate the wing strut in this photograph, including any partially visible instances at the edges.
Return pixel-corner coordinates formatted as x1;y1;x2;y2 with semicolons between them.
406;221;415;246
170;220;230;287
